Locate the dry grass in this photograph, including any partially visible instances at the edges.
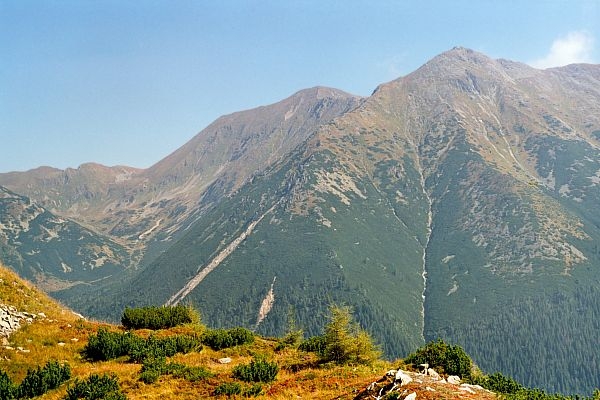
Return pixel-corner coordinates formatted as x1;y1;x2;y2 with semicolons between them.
1;265;495;399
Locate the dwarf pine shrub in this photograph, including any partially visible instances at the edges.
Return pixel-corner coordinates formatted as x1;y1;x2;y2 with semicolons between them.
202;327;254;350
299;335;326;355
16;361;71;398
0;370;16;399
232;357;278;383
83;328;140;361
138;356;212;384
121;305;198;330
63;373;126;400
405;339;472;379
84;328;201;363
480;372;524;394
214;382;242;396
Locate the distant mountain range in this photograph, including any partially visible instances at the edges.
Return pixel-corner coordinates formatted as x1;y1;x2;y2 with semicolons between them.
1;47;599;394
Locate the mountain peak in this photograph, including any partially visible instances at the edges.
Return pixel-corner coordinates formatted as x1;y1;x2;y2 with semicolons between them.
290;86;361;101
419;46;499;73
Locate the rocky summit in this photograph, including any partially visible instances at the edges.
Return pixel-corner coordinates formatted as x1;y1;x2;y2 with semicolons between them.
1;47;599;394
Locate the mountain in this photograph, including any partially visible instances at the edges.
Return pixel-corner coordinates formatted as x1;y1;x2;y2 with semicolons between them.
1;48;600;394
0;186;132;293
0;88;361;248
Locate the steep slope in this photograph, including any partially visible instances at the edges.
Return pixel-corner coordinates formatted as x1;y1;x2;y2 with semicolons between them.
376;48;600;393
99;48;600;393
0;186;132;293
0;263;504;400
0;88;362;251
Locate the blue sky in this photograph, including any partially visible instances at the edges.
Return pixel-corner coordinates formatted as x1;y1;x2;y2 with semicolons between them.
1;1;599;172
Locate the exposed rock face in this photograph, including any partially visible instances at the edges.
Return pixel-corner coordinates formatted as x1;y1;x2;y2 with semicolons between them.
0;304;38;339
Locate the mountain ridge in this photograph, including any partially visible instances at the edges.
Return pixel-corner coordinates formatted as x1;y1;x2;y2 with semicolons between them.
1;48;599;394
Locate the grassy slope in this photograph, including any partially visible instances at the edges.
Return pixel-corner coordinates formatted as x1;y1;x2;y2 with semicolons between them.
0;263;498;400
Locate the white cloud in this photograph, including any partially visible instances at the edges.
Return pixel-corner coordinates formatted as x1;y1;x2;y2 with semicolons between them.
530;31;595;69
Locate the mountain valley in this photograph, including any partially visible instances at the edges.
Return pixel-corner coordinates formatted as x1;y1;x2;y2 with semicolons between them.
1;47;600;394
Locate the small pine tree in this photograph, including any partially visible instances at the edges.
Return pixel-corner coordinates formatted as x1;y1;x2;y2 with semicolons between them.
321;304;380;365
278;308;303;349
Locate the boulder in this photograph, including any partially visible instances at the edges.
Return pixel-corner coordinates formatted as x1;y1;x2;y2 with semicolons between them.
459;384;475;394
405;393;417;400
427;368;440;379
447;375;461;384
394;369;413;386
218;357;232;364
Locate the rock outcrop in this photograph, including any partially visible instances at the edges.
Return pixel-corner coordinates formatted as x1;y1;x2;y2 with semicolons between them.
0;304;39;339
357;366;494;400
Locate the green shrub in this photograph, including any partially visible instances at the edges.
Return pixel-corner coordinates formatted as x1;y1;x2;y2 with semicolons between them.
405;339;472;379
202;329;233;350
214;382;242;396
129;333;202;363
299;335;326;355
228;327;255;346
139;356;167;383
0;370;15;400
232;357;278;383
481;372;524;394
64;373;126;400
84;328;201;363
16;361;71;398
139;369;161;384
202;327;254;350
121;305;198;330
170;365;212;382
138;356;212;384
83;328;141;361
173;333;204;353
243;383;263;397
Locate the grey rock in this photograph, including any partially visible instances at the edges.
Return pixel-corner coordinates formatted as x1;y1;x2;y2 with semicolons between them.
394;369;413;386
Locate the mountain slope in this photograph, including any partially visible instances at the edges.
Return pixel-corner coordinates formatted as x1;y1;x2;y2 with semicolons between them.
0;263;506;400
121;48;600;393
0;186;132;293
1;48;600;394
0;88;361;249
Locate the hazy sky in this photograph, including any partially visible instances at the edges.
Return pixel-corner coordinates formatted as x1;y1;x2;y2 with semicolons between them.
1;1;599;172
